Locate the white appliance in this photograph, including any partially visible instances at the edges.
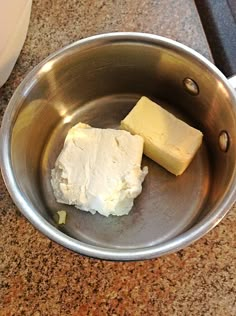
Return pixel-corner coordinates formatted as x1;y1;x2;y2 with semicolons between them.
0;0;32;87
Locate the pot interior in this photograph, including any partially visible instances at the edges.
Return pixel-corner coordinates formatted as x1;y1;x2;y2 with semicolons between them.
10;36;236;251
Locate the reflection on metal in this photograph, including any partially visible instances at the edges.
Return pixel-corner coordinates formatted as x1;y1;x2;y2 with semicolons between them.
40;61;55;73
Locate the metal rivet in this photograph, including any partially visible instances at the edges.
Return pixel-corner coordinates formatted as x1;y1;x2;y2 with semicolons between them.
219;131;230;152
183;78;199;95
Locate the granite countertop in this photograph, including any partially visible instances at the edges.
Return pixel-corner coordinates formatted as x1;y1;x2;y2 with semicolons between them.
0;1;236;315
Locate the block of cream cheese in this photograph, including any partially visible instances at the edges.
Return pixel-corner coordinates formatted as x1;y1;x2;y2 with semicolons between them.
121;96;203;176
51;123;148;217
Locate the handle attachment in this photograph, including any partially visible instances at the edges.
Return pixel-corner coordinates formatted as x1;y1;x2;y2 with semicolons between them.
228;75;236;90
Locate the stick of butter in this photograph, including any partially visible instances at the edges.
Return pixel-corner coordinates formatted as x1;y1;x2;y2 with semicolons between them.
121;96;203;176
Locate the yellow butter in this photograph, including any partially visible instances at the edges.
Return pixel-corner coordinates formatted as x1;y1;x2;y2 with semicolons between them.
57;210;67;224
121;96;203;176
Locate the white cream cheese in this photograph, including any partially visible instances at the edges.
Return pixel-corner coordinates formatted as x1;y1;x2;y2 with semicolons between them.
51;123;148;217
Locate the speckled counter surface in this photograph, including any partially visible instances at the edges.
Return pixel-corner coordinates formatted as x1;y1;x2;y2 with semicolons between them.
0;1;236;315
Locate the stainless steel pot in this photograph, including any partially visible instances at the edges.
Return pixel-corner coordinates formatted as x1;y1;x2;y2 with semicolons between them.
1;33;236;261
